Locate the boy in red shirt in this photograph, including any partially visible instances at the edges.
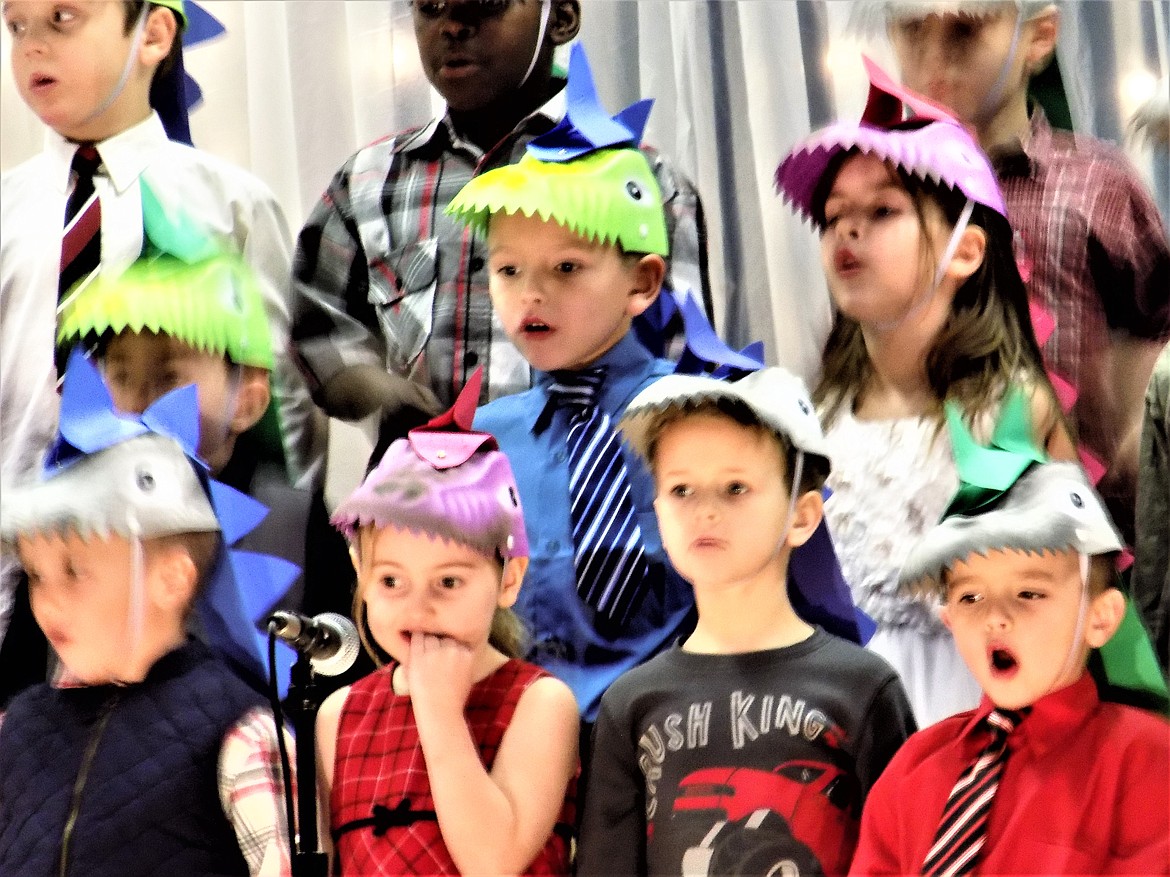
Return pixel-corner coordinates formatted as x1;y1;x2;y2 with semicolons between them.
851;402;1168;875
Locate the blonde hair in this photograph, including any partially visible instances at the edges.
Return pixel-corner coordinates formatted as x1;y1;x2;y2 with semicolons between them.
349;525;529;666
641;397;829;495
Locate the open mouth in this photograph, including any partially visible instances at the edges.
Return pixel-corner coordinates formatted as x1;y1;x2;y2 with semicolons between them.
989;647;1019;677
834;248;861;275
31;74;57;90
522;320;551;334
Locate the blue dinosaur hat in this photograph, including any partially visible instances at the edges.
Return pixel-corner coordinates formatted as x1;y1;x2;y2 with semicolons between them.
1;350;297;692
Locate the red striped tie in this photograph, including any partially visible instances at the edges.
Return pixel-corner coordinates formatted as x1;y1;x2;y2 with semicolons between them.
921;708;1027;876
59;144;102;303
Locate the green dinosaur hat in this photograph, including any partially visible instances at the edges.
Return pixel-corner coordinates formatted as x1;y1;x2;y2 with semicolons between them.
58;255;274;371
445;44;668;257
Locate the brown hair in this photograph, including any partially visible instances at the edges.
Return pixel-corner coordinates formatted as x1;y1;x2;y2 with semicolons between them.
812;149;1062;437
644;397;829;496
349;526;529;667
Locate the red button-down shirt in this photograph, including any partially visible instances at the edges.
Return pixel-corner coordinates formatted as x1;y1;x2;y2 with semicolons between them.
850;673;1170;875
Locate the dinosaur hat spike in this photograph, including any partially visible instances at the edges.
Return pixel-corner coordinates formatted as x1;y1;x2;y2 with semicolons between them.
333;368;529;561
446;43;669;257
776;56;1006;225
1;350;297;692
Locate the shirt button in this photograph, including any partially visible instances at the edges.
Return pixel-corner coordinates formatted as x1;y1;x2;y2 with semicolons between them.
470;256;485;272
465;350;479;367
553;450;566;464
547;540;560;552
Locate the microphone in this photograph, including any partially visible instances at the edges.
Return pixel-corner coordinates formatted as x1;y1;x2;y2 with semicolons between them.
268;611;361;677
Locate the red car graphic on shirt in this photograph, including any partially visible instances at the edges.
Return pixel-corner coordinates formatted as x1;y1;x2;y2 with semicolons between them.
671;760;859;877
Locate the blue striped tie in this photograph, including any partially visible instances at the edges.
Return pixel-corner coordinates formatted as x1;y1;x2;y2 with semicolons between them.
549;368;650;628
922;708;1028;876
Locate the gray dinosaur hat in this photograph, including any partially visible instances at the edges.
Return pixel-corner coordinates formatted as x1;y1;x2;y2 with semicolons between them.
900;460;1122;595
619;368;831;469
1;434;219;544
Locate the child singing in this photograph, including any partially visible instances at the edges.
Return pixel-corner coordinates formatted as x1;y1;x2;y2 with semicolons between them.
317;371;579;875
776;59;1074;726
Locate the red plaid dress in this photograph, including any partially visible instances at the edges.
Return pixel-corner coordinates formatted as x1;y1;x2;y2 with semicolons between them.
331;659;576;875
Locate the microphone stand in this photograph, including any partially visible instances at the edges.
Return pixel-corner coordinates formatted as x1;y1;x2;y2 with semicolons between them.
287;653;328;877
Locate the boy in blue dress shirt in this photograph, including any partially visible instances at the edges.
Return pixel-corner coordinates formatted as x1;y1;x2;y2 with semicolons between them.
447;45;693;734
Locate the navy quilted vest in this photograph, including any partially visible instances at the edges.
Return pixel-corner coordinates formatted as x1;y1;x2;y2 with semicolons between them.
0;641;268;877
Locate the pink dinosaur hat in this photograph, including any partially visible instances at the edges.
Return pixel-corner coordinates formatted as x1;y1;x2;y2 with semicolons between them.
332;370;528;560
776;56;1006;224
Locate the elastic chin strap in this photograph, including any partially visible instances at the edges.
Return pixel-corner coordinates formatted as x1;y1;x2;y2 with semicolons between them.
779;451;806;547
518;0;553;89
127;512;145;675
870;198;975;334
75;2;150;136
1050;551;1092;696
978;8;1024;121
215;365;244;462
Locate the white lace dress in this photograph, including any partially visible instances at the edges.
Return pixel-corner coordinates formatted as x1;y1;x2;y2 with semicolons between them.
823;405;982;728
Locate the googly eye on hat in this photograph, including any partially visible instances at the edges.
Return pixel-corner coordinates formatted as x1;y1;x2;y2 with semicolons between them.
446;43;669;257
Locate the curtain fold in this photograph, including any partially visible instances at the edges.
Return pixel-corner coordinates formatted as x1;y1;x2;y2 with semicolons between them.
3;0;1164;383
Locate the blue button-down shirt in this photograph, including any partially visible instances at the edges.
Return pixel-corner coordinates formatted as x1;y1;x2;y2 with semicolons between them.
475;332;695;720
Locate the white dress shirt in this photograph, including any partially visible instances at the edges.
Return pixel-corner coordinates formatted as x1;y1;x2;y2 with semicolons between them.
0;113;325;644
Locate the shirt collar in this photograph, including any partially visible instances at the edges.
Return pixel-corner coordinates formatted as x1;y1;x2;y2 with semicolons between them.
44;128;81;195
46;112;168;196
94;112;168;194
531;331;657;435
961;671;1100;758
989;105;1052;179
395;80;568;159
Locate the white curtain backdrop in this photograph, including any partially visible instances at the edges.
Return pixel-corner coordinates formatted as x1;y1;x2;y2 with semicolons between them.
4;0;1166;387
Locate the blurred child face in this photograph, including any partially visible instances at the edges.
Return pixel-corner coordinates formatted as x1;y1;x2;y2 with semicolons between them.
360;524;522;670
819;153;952;328
652;413;795;594
103;332;246;474
412;0;551;113
888;7;1029;128
487;212;661;372
21;531;144;684
941;548;1111;710
3;0;155;142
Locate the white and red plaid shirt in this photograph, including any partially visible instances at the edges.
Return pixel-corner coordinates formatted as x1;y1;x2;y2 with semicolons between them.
992;108;1170;484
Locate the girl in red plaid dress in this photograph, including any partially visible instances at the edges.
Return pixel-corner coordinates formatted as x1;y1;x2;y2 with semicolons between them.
318;373;579;875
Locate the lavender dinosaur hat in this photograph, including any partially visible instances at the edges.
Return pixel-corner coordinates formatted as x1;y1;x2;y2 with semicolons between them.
332;369;528;560
776;56;1006;224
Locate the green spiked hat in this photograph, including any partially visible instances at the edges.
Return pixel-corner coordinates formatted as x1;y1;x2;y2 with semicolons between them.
448;149;667;256
446;43;669;257
58;255;274;370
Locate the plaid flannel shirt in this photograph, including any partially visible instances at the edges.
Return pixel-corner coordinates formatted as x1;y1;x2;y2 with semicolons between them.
290;86;708;411
993;108;1170;473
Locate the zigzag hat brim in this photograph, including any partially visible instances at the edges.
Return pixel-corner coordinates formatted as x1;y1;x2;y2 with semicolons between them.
776;119;1006;225
447;151;669;257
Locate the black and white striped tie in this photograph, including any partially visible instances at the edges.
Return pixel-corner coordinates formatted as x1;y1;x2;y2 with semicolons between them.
922;708;1028;877
549;368;649;628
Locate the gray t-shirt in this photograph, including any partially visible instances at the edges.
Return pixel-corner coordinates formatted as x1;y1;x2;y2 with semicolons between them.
578;629;916;877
